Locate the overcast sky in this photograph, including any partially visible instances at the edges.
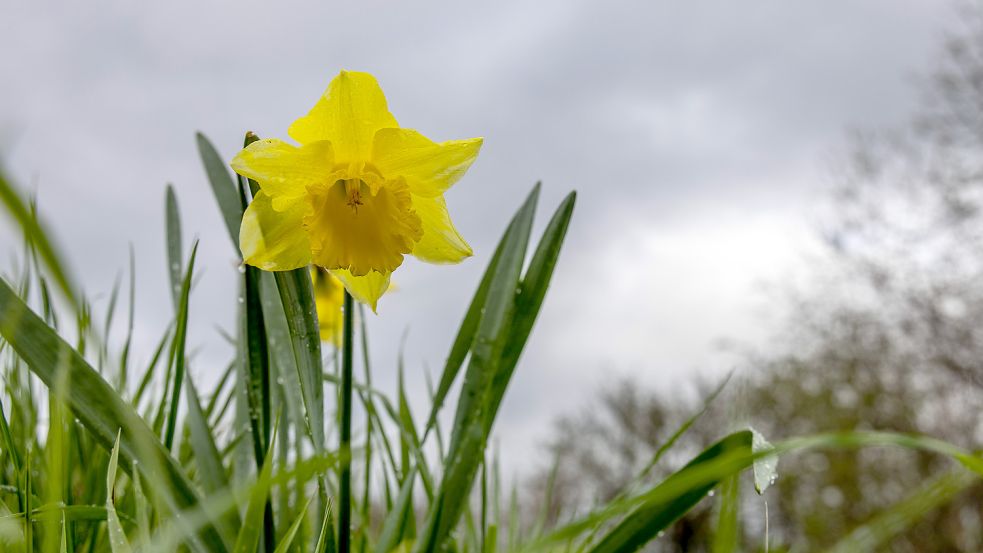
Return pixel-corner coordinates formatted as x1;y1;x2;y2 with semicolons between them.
0;1;955;474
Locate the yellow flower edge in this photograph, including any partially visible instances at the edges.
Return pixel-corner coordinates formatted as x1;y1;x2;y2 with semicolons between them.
232;70;482;310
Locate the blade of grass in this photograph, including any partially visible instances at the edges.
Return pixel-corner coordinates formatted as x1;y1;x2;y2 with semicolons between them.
482;190;576;436
165;184;183;310
415;184;541;553
106;432;134;553
273;496;312;553
185;373;240;546
587;431;752;553
0;167;76;304
825;468;978;553
0;277;229;553
710;474;740;553
374;467;417;553
233;421;279;553
164;242;198;451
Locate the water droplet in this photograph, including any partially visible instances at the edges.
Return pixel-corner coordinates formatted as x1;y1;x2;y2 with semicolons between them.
237;297;245;304
237;265;246;274
708;490;715;497
657;531;665;538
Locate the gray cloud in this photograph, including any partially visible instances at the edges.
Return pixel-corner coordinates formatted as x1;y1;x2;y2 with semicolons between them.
0;0;953;472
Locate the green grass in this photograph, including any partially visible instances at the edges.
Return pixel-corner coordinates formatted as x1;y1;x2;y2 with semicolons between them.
0;136;981;553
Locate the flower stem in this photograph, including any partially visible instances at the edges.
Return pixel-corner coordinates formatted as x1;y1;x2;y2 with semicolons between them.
339;290;354;553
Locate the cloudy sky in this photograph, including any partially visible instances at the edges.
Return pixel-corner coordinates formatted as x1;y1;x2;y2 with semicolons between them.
0;1;956;473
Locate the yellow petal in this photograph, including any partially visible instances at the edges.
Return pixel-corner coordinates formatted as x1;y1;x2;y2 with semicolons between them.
230;139;334;208
240;191;312;270
288;71;398;162
305;177;422;277
411;195;473;264
371;129;483;197
329;268;391;312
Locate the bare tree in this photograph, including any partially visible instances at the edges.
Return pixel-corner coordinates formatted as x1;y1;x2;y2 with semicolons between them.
530;4;983;551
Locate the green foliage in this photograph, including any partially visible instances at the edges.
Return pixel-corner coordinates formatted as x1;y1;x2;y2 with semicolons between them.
0;134;979;553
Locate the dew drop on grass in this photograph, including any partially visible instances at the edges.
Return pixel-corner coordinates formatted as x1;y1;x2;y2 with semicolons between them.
707;490;715;497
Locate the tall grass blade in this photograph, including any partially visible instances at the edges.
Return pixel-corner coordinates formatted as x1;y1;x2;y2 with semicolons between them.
165;184;183;310
0;169;76;304
416;184;540;553
106;432;134;553
164;242;198;451
273;497;312;553
233;423;279;553
482;190;576;435
0;278;229;553
587;431;753;553
185;374;240;545
710;475;739;553
825;468;977;553
374;467;417;553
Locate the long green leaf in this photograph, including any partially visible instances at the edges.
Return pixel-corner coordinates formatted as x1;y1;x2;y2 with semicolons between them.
273;497;312;553
233;424;278;553
106;432;134;553
588;431;752;553
482;190;576;435
374;466;417;553
416;184;541;553
0;170;75;304
0;277;229;553
273;269;325;453
165;184;183;310
164;242;198;450
825;468;978;553
185;374;240;546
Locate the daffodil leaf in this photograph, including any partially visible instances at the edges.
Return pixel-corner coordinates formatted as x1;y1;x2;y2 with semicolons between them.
482;190;576;435
422;211;507;439
197;132;244;250
416;183;540;553
273;268;325;453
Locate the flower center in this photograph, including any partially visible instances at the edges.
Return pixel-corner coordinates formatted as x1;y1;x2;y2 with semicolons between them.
304;176;423;276
344;179;363;212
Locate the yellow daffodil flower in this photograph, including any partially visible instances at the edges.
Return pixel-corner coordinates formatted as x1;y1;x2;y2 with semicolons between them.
231;70;482;310
311;267;345;345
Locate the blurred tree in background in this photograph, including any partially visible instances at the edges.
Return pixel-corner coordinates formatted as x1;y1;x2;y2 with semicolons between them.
531;4;983;551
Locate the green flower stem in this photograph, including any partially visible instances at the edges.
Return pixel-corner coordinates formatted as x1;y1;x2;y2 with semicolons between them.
339;289;355;553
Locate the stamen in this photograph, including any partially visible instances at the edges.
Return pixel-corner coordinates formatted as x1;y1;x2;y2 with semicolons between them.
344;179;363;213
